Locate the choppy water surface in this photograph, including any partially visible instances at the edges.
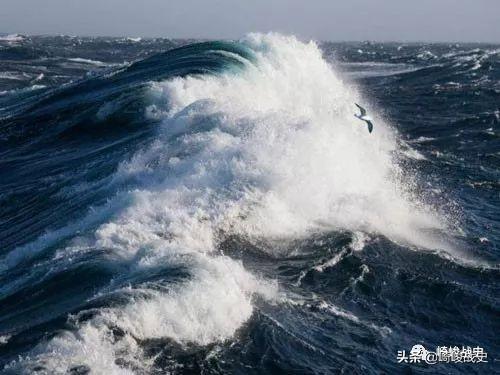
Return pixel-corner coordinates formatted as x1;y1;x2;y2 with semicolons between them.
0;33;498;374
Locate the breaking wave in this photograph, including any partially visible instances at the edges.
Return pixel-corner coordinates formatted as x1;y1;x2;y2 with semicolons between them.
2;34;466;373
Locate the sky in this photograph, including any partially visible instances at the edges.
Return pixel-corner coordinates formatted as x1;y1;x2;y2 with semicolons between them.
1;0;499;43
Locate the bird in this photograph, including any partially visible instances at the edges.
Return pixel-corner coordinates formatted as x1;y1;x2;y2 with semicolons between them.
354;103;373;133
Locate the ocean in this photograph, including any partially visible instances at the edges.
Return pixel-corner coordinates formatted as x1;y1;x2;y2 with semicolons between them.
0;33;498;374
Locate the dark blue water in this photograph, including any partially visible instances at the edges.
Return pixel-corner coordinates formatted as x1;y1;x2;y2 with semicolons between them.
0;34;498;374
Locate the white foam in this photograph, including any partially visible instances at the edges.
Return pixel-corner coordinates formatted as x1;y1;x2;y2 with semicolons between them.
0;334;11;345
351;231;369;251
0;84;46;99
68;57;108;66
0;195;127;272
149;33;446;248
285;297;392;337
340;62;419;79
0;72;27;81
32;73;44;82
12;256;275;374
401;146;427;160
314;248;349;272
317;301;360;323
352;264;370;285
102;257;275;345
0;34;25;43
407;136;436;143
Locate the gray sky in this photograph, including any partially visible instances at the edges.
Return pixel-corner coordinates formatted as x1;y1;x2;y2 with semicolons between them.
1;0;499;43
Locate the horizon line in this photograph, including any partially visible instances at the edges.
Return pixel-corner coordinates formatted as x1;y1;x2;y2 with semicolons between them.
2;31;499;46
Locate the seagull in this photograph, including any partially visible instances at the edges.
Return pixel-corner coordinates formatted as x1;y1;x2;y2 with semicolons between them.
354;103;373;133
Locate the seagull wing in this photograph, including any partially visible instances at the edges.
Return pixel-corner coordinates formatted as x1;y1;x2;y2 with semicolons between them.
366;120;373;133
355;103;367;116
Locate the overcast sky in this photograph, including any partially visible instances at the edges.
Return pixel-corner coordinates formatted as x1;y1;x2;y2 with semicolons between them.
1;0;499;43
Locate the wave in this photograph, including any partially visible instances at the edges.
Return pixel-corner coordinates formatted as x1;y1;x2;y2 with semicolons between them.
339;62;420;79
67;57;110;66
0;34;25;43
3;33;456;373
